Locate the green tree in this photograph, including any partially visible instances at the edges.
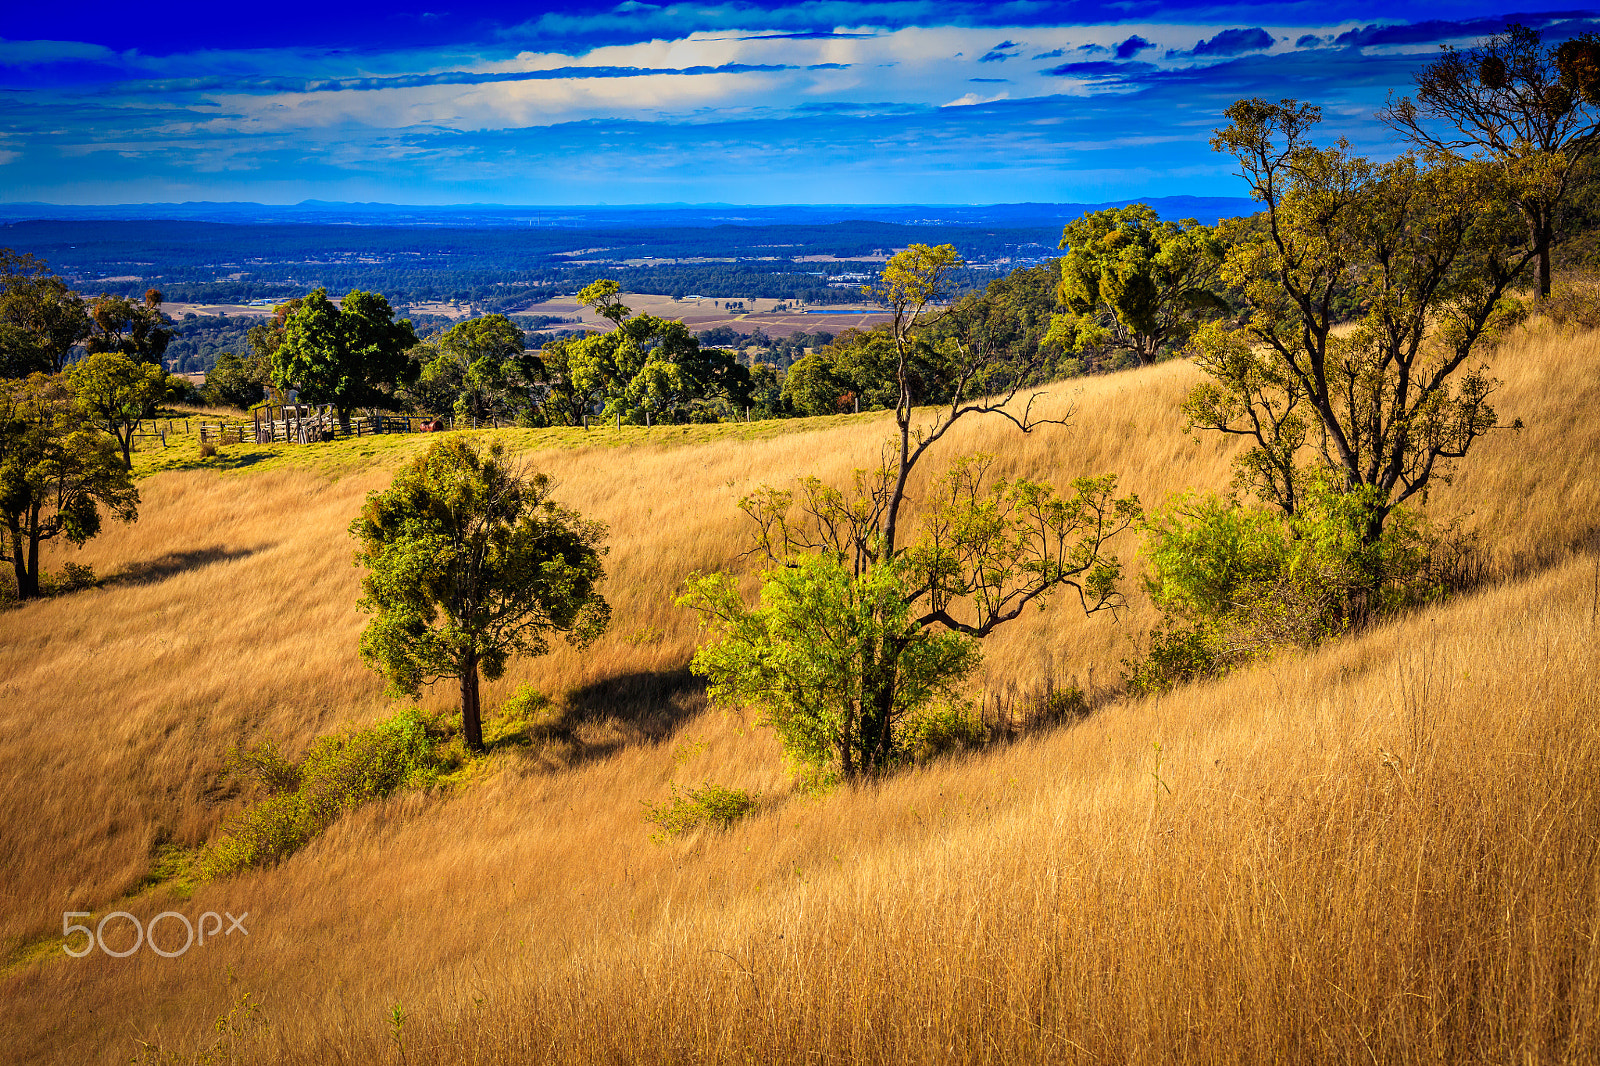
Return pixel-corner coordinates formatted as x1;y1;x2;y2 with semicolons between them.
0;324;51;380
1048;204;1226;367
577;279;632;326
1190;99;1530;555
0;374;138;599
682;246;1138;780
350;437;611;752
433;314;542;423
273;289;418;429
66;351;168;468
778;351;849;415
1381;24;1600;297
553;298;752;425
203;352;270;409
0;251;90;376
686;554;981;775
85;290;172;366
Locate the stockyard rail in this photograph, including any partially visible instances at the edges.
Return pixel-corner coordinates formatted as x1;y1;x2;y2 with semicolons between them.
184;409;514;446
191;404;468;445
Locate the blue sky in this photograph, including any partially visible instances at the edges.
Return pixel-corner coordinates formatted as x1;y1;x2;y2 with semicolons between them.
2;3;1595;205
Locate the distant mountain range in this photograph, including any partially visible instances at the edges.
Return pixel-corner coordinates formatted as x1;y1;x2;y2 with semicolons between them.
0;197;1259;228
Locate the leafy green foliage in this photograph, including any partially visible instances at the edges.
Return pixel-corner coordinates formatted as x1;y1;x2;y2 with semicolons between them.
65;350;168;468
779;351;850;415
272;288;418;420
1383;23;1600;296
682;554;982;776
0;373;138;599
539;296;754;426
1049;204;1225;367
1126;482;1476;693
406;313;544;423
200;708;451;878
1192;99;1529;545
203;351;271;409
642;782;760;840
684;247;1136;781
350;436;610;750
85;289;172;365
0;250;89;377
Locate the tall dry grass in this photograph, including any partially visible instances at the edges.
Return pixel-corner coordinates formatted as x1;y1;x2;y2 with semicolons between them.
2;317;1598;1063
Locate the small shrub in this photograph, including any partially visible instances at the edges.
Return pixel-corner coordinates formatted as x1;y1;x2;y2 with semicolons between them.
902;702;989;761
199;442;217;458
201;708;448;878
226;740;302;794
493;682;557;745
642;782;759;839
1125;480;1480;694
36;561;98;597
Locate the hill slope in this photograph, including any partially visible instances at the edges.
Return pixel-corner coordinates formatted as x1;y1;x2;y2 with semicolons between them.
3;320;1598;1063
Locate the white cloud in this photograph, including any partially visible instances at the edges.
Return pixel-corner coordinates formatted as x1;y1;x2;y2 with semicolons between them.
942;90;1009;107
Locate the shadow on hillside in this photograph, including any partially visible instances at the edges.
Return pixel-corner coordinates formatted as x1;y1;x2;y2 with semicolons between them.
503;665;708;768
107;544;270;587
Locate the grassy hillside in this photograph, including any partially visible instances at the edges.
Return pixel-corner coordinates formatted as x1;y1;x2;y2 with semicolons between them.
3;318;1598;1064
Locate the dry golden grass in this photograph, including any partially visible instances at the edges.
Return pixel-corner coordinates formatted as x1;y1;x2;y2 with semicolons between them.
2;317;1598;1063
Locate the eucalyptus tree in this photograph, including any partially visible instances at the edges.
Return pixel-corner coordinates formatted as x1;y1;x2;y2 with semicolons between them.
1189;99;1531;553
1382;24;1600;296
683;244;1138;780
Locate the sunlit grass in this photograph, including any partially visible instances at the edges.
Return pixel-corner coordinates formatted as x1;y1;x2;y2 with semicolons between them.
2;317;1598;1064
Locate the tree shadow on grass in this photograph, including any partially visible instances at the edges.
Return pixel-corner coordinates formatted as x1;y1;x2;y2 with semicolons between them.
490;665;709;768
105;544;271;588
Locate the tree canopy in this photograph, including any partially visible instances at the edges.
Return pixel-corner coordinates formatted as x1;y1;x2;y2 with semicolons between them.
1382;23;1600;296
0;373;138;599
683;246;1137;780
65;351;168;469
350;437;610;751
85;290;172;366
1049;204;1225;367
272;288;418;422
1191;98;1530;552
0;251;90;377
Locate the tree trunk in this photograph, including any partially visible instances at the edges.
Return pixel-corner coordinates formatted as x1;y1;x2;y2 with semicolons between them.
119;426;133;470
461;653;484;753
9;525;34;600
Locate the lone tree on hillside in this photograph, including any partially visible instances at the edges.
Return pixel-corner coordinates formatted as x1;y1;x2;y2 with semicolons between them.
273;289;418;430
1381;24;1600;297
682;244;1139;780
1049;204;1226;367
1;374;138;599
1190;99;1531;554
0;251;90;376
350;436;610;752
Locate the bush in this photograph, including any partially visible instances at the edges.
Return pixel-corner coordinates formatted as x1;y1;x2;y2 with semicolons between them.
1126;482;1478;694
200;708;450;878
642;783;760;840
901;702;989;761
37;561;97;596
